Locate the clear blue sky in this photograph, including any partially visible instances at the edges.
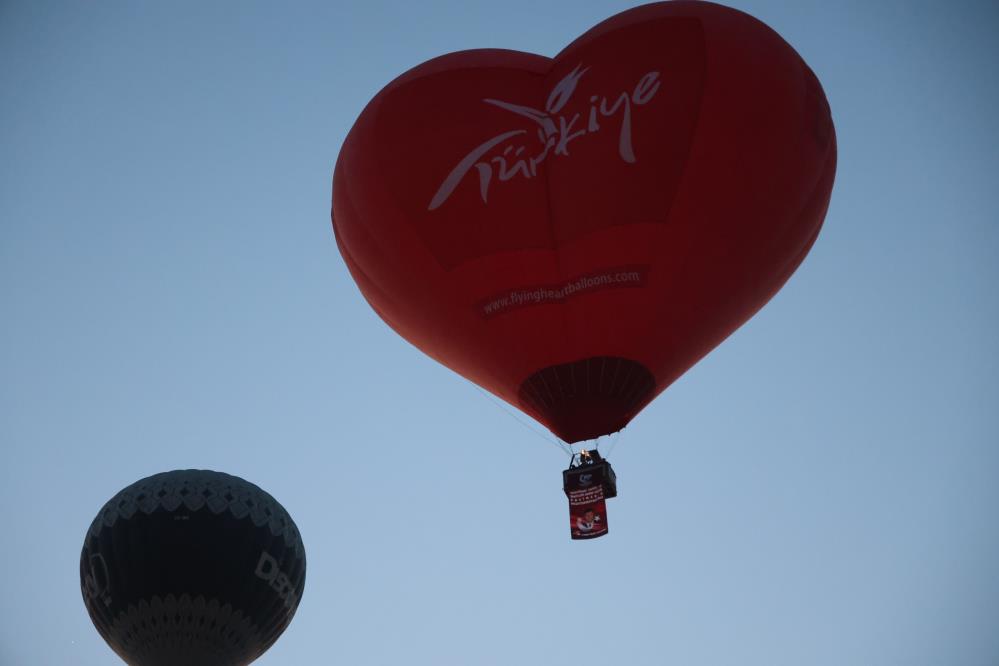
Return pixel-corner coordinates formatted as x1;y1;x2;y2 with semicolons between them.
2;1;997;664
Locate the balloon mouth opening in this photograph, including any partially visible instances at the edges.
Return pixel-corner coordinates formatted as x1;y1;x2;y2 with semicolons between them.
517;356;656;443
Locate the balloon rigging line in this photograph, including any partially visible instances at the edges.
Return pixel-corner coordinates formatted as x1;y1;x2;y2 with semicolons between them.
603;430;624;457
471;385;573;456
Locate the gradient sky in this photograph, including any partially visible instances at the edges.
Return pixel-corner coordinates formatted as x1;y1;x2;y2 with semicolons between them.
2;1;997;665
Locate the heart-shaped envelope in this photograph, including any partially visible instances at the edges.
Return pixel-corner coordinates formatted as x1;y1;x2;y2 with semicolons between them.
333;1;836;443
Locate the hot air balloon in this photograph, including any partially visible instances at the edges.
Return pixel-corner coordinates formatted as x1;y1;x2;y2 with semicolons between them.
331;1;836;537
80;470;306;665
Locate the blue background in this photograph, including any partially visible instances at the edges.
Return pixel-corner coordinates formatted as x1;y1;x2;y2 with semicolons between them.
2;1;997;664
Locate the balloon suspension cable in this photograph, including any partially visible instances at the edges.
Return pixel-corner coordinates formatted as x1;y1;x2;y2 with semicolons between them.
603;431;624;458
472;385;572;457
567;433;623;465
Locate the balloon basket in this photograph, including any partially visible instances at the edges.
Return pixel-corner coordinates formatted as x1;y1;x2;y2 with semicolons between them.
563;449;616;540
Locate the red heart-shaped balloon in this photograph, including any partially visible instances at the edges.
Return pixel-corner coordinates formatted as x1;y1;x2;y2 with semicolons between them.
333;1;836;443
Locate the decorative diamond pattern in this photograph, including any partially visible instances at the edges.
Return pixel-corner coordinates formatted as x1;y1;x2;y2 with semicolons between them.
88;470;301;547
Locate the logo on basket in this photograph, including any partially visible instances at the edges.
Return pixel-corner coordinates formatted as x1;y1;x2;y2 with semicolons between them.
429;63;661;210
578;474;593;485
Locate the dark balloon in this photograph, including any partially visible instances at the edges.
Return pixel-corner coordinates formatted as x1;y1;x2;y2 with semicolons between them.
332;1;836;443
80;470;306;666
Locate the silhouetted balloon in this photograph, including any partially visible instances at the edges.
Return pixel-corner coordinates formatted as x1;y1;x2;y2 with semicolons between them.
332;1;836;443
80;470;306;666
